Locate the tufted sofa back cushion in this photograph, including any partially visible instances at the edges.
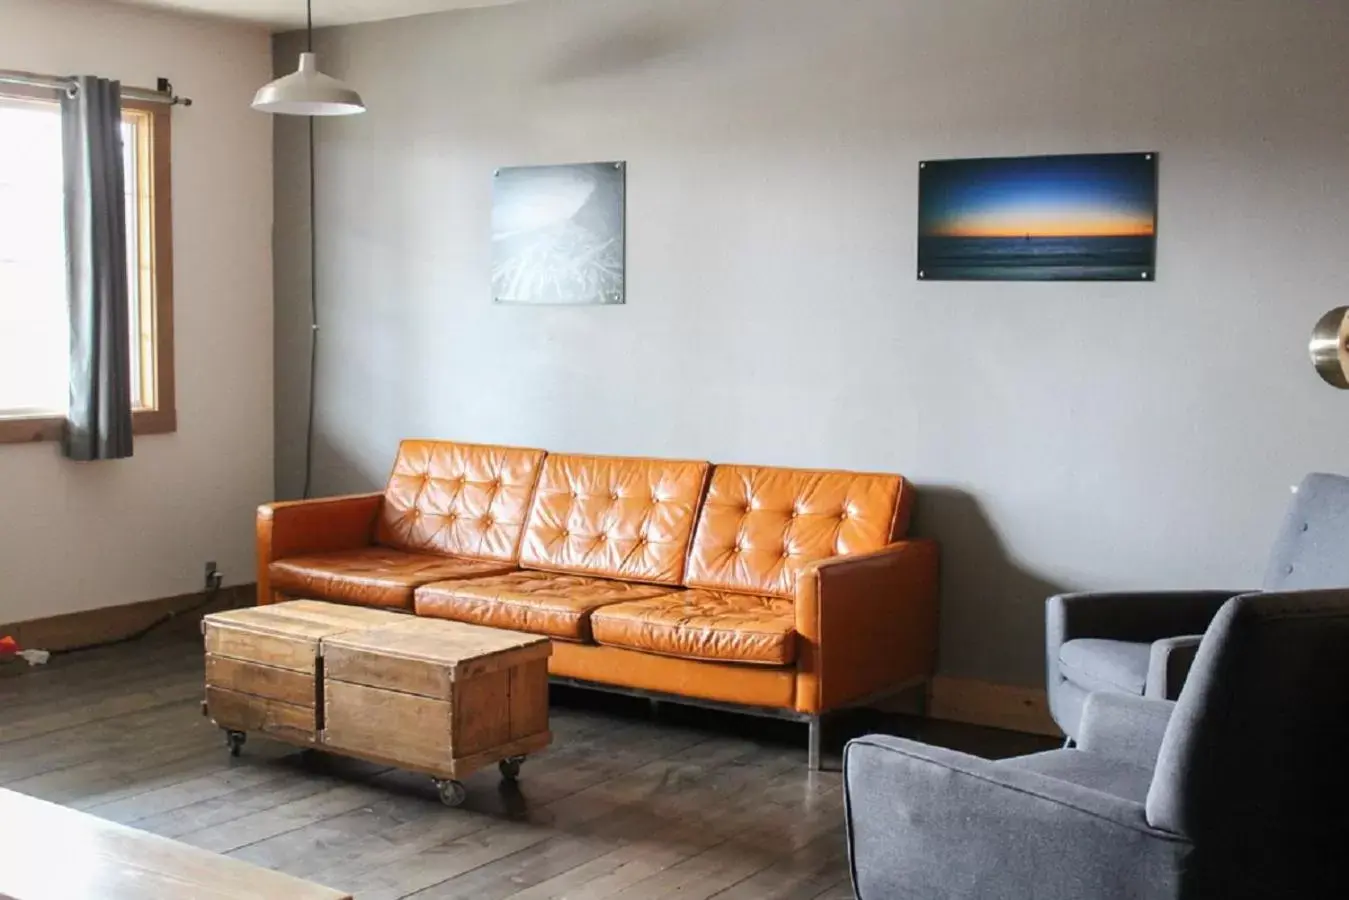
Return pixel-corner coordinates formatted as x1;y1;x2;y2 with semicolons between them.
685;464;911;598
519;454;711;585
375;440;547;562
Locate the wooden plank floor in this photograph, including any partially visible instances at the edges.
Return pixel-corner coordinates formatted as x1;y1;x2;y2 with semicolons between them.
0;629;1055;899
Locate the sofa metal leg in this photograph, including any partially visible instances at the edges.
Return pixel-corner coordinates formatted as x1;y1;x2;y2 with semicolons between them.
808;716;822;771
1063;737;1076;749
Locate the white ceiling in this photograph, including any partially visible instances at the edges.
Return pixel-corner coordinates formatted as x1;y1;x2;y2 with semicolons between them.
113;0;523;31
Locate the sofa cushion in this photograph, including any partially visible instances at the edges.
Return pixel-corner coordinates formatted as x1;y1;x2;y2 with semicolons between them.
591;589;797;666
1059;638;1151;696
550;642;798;709
375;440;546;562
519;454;710;585
414;570;679;641
685;464;910;598
269;547;515;610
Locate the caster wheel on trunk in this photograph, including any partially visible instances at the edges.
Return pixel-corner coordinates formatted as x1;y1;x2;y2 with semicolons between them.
224;730;246;757
498;755;525;782
434;779;467;808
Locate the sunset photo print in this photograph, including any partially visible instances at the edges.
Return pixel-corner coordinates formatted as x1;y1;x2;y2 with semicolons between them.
917;153;1158;281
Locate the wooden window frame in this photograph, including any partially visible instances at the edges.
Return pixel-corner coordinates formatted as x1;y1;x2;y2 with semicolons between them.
0;93;176;445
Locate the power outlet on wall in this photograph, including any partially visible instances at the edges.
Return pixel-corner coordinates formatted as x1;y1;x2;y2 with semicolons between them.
204;561;223;593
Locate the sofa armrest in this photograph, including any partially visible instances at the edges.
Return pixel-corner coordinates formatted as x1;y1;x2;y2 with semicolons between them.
844;735;1189;900
255;493;383;605
1145;635;1204;701
794;539;939;715
1078;692;1175;770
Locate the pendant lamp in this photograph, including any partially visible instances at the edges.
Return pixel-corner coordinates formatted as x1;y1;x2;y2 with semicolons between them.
253;0;364;116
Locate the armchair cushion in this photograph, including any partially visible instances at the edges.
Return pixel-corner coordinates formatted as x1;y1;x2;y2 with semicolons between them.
414;570;678;641
1058;638;1150;694
1001;749;1153;804
590;589;796;665
269;547;513;610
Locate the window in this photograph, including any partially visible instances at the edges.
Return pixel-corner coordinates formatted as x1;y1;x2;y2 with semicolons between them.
0;90;175;443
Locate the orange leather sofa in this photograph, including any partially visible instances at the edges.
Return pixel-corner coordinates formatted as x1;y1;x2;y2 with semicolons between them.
257;440;940;769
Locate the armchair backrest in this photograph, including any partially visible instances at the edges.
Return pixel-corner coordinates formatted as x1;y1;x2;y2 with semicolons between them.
1262;472;1349;590
1146;591;1349;889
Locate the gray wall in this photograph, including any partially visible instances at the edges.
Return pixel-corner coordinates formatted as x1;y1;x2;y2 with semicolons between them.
274;0;1349;687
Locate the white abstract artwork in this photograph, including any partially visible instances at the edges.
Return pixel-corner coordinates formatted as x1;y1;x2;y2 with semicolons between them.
491;162;626;305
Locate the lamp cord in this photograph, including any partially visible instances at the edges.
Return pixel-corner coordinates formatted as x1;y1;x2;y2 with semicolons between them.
301;0;317;499
302;114;317;500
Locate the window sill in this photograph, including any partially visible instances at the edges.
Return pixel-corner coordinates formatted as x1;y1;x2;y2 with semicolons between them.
0;409;177;445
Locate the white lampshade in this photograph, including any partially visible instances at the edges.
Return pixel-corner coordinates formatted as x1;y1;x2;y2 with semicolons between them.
252;52;364;116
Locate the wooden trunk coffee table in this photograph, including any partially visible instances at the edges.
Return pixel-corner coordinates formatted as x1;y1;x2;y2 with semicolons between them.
202;600;398;751
202;600;552;807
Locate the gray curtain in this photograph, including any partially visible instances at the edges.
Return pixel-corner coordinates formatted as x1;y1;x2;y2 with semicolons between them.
61;76;133;461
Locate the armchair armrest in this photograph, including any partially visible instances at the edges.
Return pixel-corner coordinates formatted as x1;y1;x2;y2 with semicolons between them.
1145;635;1204;701
844;734;1189;900
1047;590;1242;649
1078;692;1175;770
794;539;938;714
256;493;383;605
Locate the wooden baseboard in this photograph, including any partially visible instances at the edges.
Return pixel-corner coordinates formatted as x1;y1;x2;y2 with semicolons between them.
3;590;1062;739
926;676;1061;737
1;584;254;652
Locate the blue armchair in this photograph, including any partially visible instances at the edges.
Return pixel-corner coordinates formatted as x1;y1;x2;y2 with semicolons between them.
1048;472;1349;738
845;590;1349;899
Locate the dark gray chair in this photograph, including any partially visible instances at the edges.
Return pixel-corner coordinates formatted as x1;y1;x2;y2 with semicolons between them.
1048;472;1349;739
844;590;1349;900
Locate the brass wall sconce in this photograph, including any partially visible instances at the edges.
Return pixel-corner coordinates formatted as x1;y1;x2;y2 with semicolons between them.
1310;307;1349;389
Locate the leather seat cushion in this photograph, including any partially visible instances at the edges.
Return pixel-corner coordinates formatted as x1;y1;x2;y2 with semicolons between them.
591;589;797;666
1058;638;1151;696
414;570;680;641
269;547;515;611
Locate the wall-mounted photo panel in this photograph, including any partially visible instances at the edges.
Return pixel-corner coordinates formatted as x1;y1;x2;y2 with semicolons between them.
492;161;626;305
918;153;1158;282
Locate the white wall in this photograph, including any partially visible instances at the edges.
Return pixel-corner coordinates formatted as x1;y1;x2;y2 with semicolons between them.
0;0;273;623
274;0;1349;685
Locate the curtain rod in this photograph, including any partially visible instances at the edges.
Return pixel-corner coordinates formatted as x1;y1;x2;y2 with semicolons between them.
0;69;192;106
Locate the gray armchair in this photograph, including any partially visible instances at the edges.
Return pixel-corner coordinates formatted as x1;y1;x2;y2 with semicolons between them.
1048;471;1349;738
845;590;1349;899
